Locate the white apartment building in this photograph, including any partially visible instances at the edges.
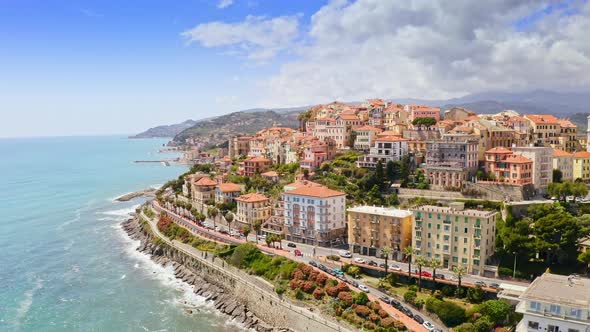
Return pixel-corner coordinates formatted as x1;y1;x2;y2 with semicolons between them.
512;146;554;192
283;181;347;246
516;273;590;332
552;149;574;182
411;202;498;277
356;136;409;168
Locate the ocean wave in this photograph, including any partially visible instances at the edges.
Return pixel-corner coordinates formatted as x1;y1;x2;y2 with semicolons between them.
13;277;44;328
100;205;140;218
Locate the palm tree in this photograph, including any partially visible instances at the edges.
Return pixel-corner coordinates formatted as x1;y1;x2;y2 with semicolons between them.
243;225;251;241
452;265;467;290
265;235;273;247
225;212;234;235
207;207;218;228
382;247;392;275
415;256;427;292
430;258;443;284
253;220;262;244
403;246;416;278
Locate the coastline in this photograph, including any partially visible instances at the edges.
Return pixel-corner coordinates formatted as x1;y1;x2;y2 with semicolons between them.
121;213;280;332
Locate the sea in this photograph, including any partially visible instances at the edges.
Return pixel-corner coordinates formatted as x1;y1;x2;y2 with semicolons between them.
0;136;244;332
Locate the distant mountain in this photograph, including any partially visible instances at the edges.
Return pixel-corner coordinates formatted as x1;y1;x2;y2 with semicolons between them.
130;120;198;139
172;109;300;147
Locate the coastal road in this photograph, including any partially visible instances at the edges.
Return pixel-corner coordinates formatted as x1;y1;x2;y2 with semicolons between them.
152;202;429;331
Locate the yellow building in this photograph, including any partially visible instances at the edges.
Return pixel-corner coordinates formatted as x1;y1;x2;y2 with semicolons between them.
235;193;272;229
573;151;590;181
347;206;413;261
411;202;498;277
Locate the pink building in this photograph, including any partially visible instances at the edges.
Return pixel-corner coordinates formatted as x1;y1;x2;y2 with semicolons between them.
300;139;337;171
407;105;441;121
484;147;533;185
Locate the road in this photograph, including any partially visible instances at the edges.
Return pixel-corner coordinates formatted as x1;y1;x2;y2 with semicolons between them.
153;202;431;331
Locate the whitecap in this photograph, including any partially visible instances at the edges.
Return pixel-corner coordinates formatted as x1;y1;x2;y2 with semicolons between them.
14;277;44;328
120;274;126;279
100;205;140;218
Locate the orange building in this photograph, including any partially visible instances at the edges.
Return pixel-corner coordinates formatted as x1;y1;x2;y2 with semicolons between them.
242;157;271;177
484;147;533;185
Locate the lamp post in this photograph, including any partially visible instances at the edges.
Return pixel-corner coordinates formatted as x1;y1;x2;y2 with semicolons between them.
513;251;517;279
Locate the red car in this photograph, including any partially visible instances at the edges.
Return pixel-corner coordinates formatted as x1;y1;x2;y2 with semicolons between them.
294;249;303;257
420;271;432;277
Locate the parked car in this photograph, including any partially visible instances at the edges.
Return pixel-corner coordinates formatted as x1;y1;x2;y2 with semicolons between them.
332;268;344;276
337;275;348;282
309;261;317;267
350;280;359;287
368;260;378;266
420;271;432;277
214;226;221;232
423;321;435;331
475;280;486;287
390;299;402;309
338;250;352;258
358;284;370;293
489;282;500;289
413;315;424;324
354;257;366;264
379;262;387;268
287;242;297;248
318;264;327;272
435;273;445;279
294;249;302;257
389;264;402;271
400;306;413;318
379;296;391;304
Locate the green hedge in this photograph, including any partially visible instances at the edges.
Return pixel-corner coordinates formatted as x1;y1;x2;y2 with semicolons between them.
425;296;466;327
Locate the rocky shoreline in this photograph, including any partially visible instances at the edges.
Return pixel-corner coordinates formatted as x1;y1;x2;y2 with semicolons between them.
115;188;157;202
122;216;287;332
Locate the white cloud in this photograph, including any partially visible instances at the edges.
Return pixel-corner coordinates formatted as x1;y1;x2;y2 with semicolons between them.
181;15;300;62
258;0;590;106
217;0;234;9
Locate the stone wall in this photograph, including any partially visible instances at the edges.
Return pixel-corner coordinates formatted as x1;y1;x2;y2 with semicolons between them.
123;215;354;332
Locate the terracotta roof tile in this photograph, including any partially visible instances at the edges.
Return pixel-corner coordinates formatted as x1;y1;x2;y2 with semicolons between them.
216;182;242;193
553;149;573;157
194;177;217;186
285;184;345;198
235;192;269;203
485;147;512;153
525;114;559;125
505;154;532;164
573;151;590;158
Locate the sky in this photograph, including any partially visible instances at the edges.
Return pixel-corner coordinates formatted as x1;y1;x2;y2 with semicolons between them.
1;0;590;138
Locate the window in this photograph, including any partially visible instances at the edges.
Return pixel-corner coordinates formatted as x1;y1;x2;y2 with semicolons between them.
569;308;581;319
527;321;539;329
549;304;561;315
461;258;467;264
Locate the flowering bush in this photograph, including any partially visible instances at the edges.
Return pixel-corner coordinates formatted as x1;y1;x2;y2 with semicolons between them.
369;313;381;323
337;291;353;307
378;309;389;318
335;282;350;293
316;273;327;286
363;321;376;330
291;269;304;280
302;281;316;293
312;288;325;300
354;305;371;317
381;317;396;327
325;286;339;297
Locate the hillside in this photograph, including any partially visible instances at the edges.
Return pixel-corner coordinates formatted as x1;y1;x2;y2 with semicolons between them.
172;110;300;147
130;120;198;138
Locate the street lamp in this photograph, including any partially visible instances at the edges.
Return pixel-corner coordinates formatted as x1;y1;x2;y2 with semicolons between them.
513;251;517;279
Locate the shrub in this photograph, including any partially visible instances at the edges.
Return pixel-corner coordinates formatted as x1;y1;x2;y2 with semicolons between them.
363;321;376;330
312;288;325;300
441;285;455;297
316;273;328;286
403;290;417;304
408;285;418;292
295;289;305;300
338;291;353;307
378;309;388;318
302;281;315;293
291;269;305;280
471;300;512;325
425;296;467;327
327;254;341;261
326;286;339;297
334;306;343;316
381;317;396;328
433;290;444;300
467;285;485;304
275;285;286;295
335;282;350;293
368;301;382;312
352;291;369;305
369;313;381;323
354;305;371;317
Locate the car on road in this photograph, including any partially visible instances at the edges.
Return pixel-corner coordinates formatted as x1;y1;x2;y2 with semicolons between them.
350;280;359;287
332;268;344;276
287;242;297;248
294;249;303;256
368;260;378;266
354;257;366;264
400;306;413;318
413;315;424;324
420;271;432;277
318;264;327;272
390;299;402;309
338;250;352;258
337;275;348;282
379;296;391;304
389;264;402;271
435;273;445;279
475;280;486;287
309;261;317;267
433;329;443;332
358;284;370;293
214;226;221;232
423;321;435;331
489;282;500;289
379;262;387;268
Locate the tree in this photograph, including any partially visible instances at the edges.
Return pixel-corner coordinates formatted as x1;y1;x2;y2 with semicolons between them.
415;256;427;292
225;212;234;234
352;291;369;305
578;250;590;276
404;246;416;278
412;117;437;127
386;161;395;182
208;206;218;228
243;225;251;241
347;265;361;278
375;160;385;188
553;169;563;183
399;155;411;187
265;234;273;247
347;129;357;148
253;220;262;243
467;285;485;304
430;258;443;284
381;247;392;275
534;206;581;264
472;300;512;325
452;265;467;292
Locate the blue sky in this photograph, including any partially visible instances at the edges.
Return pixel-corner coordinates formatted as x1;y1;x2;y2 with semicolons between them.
0;0;327;137
1;0;589;138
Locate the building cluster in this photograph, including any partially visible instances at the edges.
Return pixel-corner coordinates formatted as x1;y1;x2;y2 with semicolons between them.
226;99;588;199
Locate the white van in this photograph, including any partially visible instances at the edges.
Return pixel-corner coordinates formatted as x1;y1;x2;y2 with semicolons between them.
339;250;352;258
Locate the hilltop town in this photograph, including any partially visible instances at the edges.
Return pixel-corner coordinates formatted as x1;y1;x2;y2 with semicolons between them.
150;99;590;332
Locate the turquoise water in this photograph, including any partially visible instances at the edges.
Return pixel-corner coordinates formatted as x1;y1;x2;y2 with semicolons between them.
0;136;243;332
